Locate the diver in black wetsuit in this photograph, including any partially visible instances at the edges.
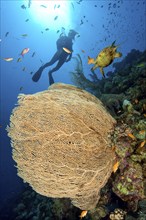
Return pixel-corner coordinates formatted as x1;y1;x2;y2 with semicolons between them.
32;29;78;84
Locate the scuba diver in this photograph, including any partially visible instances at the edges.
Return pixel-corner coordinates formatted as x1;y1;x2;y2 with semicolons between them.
32;29;78;85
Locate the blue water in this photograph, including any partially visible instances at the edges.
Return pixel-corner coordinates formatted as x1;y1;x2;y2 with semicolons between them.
0;0;146;219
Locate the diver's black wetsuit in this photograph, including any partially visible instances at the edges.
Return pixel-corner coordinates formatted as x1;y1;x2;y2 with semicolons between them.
32;36;73;83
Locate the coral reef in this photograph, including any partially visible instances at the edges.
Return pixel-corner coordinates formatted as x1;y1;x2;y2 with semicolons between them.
112;159;144;211
7;83;116;211
12;185;80;220
70;49;146;218
110;120;146;212
113;49;146;72
8;49;146;219
100;94;125;117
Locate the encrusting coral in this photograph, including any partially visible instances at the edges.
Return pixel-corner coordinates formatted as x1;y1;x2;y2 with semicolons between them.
7;83;116;211
109;208;127;220
111;123;146;211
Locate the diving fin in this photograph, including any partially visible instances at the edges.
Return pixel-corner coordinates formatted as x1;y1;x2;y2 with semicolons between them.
32;66;44;82
48;71;54;85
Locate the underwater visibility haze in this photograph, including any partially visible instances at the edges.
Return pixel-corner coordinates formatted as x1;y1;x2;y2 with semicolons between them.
0;0;146;219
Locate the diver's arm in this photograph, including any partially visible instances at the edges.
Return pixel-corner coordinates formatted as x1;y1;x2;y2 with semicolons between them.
66;53;72;62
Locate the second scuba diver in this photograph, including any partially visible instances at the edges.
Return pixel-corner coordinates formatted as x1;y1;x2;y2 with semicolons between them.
32;29;78;85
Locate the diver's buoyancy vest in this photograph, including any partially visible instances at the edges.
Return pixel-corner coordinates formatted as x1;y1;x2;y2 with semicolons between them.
57;36;73;51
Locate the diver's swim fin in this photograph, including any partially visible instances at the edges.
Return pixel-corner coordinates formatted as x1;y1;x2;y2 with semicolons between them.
32;66;44;82
48;71;54;85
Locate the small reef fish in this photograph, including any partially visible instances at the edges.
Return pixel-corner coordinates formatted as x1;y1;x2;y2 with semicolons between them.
22;67;26;71
63;47;72;54
3;57;13;61
54;16;58;20
77;0;82;4
21;4;27;9
5;32;9;37
88;56;95;64
32;52;36;57
19;86;23;91
40;5;47;8
45;28;49;31
21;34;28;37
80;19;83;25
79;210;87;219
71;3;74;9
20;48;30;57
25;19;29;22
60;33;64;37
81;49;85;53
139;140;146;148
139;130;146;135
113;161;119;173
128;133;136;140
17;58;22;62
28;0;32;8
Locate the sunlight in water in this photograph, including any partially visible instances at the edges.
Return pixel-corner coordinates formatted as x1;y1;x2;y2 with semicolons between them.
28;0;71;28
